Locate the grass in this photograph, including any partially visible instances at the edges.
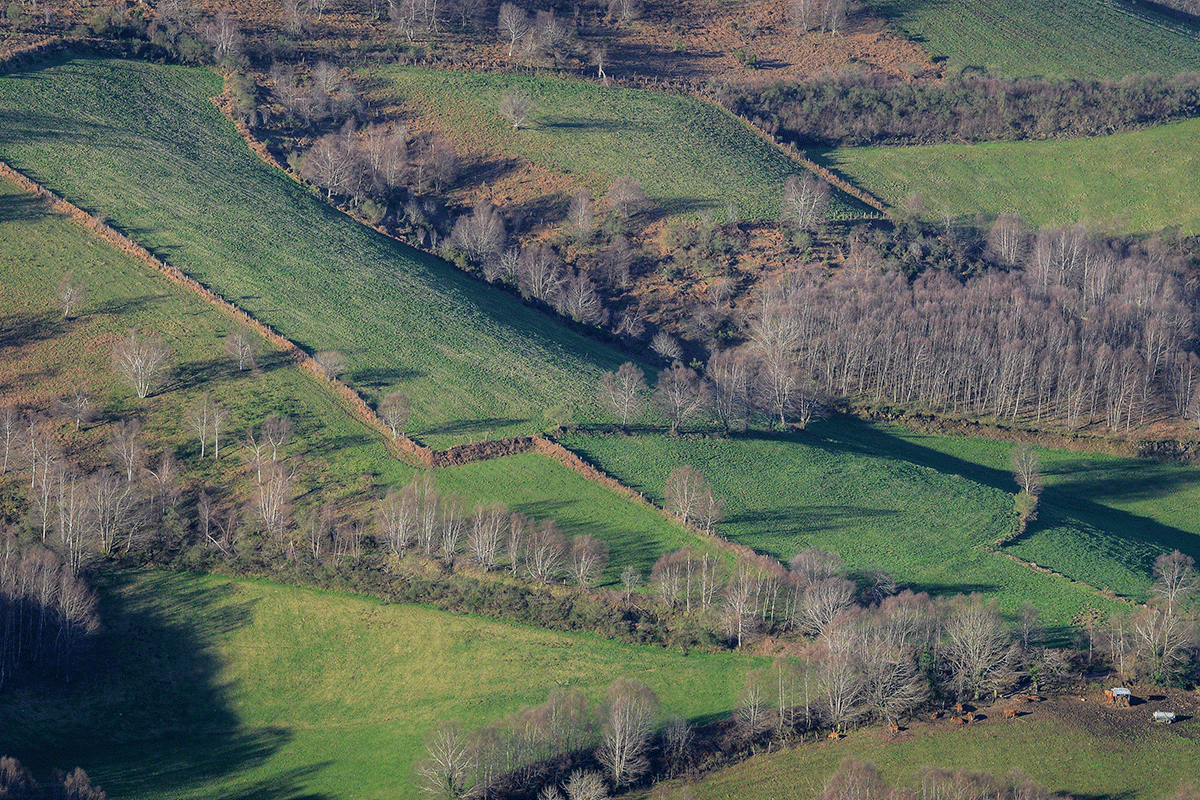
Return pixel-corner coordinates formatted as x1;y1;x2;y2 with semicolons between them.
0;173;411;509
558;419;1198;628
638;704;1200;800
869;0;1200;79
814;118;1200;234
0;56;638;447
0;570;760;800
372;66;869;222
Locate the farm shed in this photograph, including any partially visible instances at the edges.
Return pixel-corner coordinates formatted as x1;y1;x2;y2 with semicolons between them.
1105;687;1131;707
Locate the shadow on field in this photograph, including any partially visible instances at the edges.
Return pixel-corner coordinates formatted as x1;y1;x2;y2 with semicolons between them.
725;504;898;532
420;417;530;437
0;310;63;351
797;417;1200;584
0;570;323;798
350;365;421;389
0;192;46;224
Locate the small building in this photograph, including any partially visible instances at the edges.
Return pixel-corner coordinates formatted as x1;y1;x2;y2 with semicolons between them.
1153;711;1176;724
1105;687;1132;707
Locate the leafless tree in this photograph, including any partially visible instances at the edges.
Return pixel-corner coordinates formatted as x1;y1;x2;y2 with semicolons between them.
51;385;93;431
567;190;595;239
1132;602;1195;684
53;766;107;800
607;0;638;21
113;329;170;399
189;394;213;460
256;460;295;546
652;365;710;434
55;464;89;572
736;666;773;738
986;213;1029;267
724;565;759;648
303;134;358;199
413;472;441;558
818;624;865;732
563;770;608;800
605;176;646;219
500;89;535;130
313;350;347;380
438;493;467;561
281;0;308;34
451;200;507;262
497;2;530;57
1010;442;1043;496
0;405;23;474
55;272;87;319
598;362;648;429
568;534;608;586
1151;550;1198;615
781;174;831;231
800;576;855;636
663;465;710;526
417;720;475;800
146;451;182;520
650;332;682;363
225;326;259;372
525;10;571;66
620;565;641;602
518;243;564;302
29;436;61;543
556;271;608;326
379;391;412;439
203;7;243;62
820;0;847;33
107;419;145;483
597;678;657;787
659;714;693;776
466;502;507;569
525;519;567;583
421;137;459;191
787;0;819;31
85;468;141;555
378;485;418;557
708;348;752;432
942;596;1013;701
262;415;294;463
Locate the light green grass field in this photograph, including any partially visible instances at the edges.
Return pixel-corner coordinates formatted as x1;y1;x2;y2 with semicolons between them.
815;118;1200;233
374;66;868;222
638;701;1200;800
0;57;639;447
559;419;1200;627
869;0;1200;79
0;571;759;800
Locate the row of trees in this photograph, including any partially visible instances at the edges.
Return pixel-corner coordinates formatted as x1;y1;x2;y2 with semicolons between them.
0;758;106;800
719;71;1200;147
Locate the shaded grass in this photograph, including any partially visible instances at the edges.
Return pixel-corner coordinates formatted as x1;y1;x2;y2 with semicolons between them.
0;570;759;800
0;57;635;447
815;118;1200;234
638;703;1200;800
373;66;869;222
559;421;1142;628
869;0;1200;79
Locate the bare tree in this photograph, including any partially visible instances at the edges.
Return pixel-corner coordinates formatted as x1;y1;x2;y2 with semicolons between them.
607;0;639;21
1010;442;1043;496
256;460;295;547
598;362;648;428
517;243;563;302
55;272;87;319
568;534;608;586
780;174;830;231
708;347;751;432
597;678;657;787
225;326;259;372
380;391;412;439
790;547;843;587
500;89;535;130
107;418;145;482
303;134;358;199
525;519;567;583
467;502;507;569
497;2;530;57
1131;602;1195;684
0;405;23;474
664;465;709;526
417;720;475;800
652;364;710;434
51;385;93;431
451;200;507;262
800;576;855;636
112;330;170;399
736;666;773;738
987;213;1029;267
567;190;595;239
262;415;294;462
313;350;347;380
605;176;646;220
787;0;818;32
85;468;141;555
378;485;418;557
942;596;1013;701
1151;550;1199;615
555;271;608;326
203;7;244;63
563;770;608;800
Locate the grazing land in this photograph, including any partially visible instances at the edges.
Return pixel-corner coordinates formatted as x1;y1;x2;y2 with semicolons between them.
815;118;1200;233
374;66;868;223
0;56;635;447
0;570;758;800
869;0;1200;79
558;420;1200;626
637;688;1200;800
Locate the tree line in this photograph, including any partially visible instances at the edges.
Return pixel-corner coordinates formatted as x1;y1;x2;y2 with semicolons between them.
0;758;106;800
718;70;1200;147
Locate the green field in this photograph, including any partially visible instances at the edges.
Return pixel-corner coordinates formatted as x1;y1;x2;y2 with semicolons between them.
639;703;1200;800
816;118;1200;233
870;0;1200;79
0;571;759;800
0;56;640;447
374;66;867;222
558;420;1200;627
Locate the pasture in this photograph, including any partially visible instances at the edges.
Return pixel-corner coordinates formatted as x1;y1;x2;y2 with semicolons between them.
0;56;634;447
0;570;758;800
558;420;1192;627
869;0;1200;79
638;694;1200;800
372;66;868;222
816;118;1200;233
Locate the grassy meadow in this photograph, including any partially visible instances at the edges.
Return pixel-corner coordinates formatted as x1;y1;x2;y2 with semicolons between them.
373;66;868;222
558;418;1200;627
0;570;760;800
869;0;1200;79
637;702;1200;800
815;118;1200;233
0;56;639;447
